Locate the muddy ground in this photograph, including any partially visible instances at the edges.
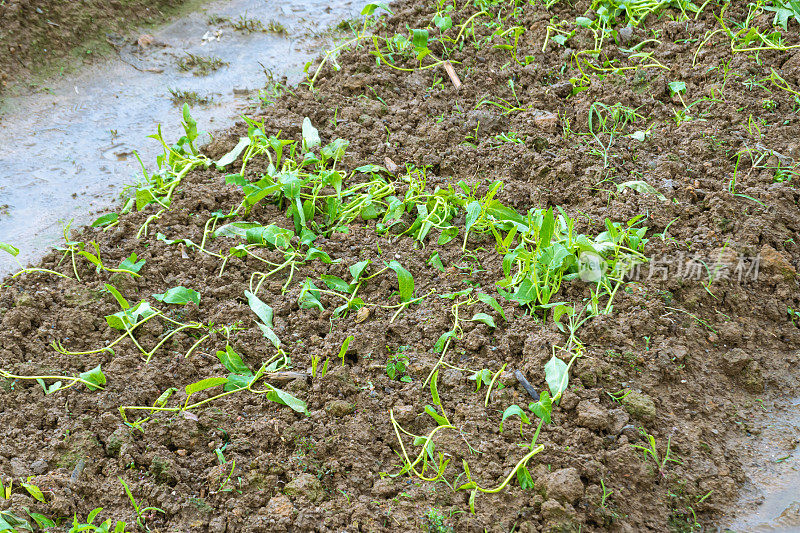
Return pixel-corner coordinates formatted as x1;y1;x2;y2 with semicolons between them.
1;0;800;531
0;0;193;93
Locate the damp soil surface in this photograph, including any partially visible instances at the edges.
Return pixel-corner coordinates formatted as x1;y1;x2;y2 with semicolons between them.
2;0;800;532
0;0;194;92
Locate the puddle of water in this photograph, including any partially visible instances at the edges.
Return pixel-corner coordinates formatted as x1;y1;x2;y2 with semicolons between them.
724;398;800;532
0;0;364;276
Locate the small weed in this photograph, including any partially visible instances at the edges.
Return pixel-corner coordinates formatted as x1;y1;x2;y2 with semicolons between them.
168;88;214;106
177;53;228;76
386;347;412;382
424;507;453;533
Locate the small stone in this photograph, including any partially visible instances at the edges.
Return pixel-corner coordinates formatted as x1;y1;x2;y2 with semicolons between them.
325;365;357;394
439;369;463;390
617;26;634;43
550;81;572;98
325;400;355;417
760;245;796;281
607;408;630;435
622;391;656;421
10;458;26;478
532;111;559;132
393;404;415;423
208;516;226;533
741;361;765;393
105;428;126;457
265;494;294;520
721;348;751;376
541;467;584;504
372;478;397;497
13;293;34;307
576;400;610;431
284;473;323;502
30;459;48;475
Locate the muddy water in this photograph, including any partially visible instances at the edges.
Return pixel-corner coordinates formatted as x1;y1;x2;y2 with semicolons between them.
724;397;800;532
0;0;362;275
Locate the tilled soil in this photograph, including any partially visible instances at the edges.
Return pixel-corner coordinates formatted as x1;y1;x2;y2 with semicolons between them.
2;0;800;531
0;0;190;93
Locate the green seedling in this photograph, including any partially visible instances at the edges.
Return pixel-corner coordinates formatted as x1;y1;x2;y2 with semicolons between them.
119;477;164;530
386;349;412;382
0;364;106;395
1;241;73;280
133;105;211;236
0;511;31;532
65;507;127;532
632;434;682;478
52;284;206;363
788;307;800;326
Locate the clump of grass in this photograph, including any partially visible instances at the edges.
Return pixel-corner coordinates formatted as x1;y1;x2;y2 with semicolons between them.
207;14;230;25
177;53;228;76
232;14;287;34
168;88;214;106
424;508;453;533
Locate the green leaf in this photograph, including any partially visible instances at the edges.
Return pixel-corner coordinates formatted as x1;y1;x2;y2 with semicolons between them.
20;481;45;502
471;313;496;328
224;373;253;392
545;355;569;398
428;252;446;272
469;368;492;391
185;377;229;396
349;260;371;282
433;330;455;352
517;465;535;490
321;275;352;293
361;2;392;15
256;322;282;349
104;283;130;310
91;213;118;227
464;201;482;236
215;137;250;169
25;510;55;529
430;369;442;406
245;291;274;328
265;385;309;414
245;225;294;248
298;278;323;311
118;253;145;274
0;511;32;532
477;293;506;321
388;260;414;302
216;345;250;375
617;180;667;202
438;226;458;245
668;80;686;95
153;286;200;305
156;233;196;248
78;364;106;391
440;288;473;299
338;335;354;366
305;247;336;264
424;405;449;426
214;222;262;238
539;207;554;248
500;404;530;432
0;242;20;257
302;117;321;152
530;390;553;424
